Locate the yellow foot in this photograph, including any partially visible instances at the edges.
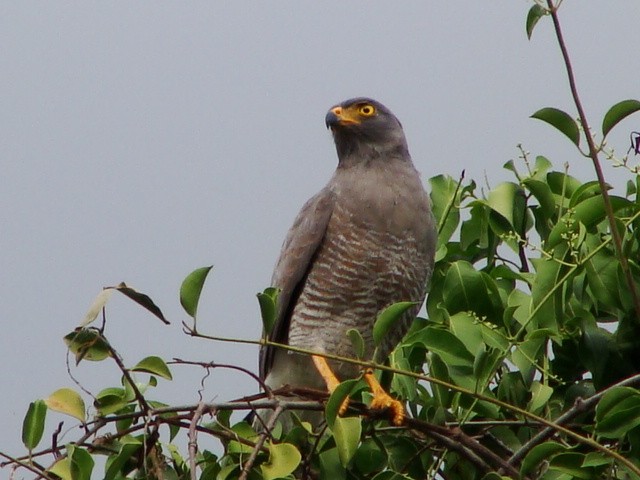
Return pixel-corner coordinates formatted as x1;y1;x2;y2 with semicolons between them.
364;369;405;426
312;355;350;415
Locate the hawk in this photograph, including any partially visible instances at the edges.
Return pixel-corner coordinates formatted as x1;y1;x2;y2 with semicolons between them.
258;97;436;427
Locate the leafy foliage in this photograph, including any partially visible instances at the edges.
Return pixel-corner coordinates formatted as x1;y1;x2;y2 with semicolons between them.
3;3;640;479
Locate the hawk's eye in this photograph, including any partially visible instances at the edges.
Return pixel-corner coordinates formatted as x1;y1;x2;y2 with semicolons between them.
358;104;376;117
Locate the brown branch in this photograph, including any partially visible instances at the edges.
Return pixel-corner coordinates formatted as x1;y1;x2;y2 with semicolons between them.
507;372;640;468
162;417;265;453
239;404;284;480
188;402;207;480
171;359;275;398
402;417;522;479
546;0;640;321
0;451;54;480
107;343;151;414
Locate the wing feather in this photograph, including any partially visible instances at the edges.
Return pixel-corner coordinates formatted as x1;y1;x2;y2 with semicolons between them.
258;187;335;379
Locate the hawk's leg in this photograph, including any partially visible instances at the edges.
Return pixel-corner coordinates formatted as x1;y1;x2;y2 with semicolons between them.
311;355;349;415
364;368;405;426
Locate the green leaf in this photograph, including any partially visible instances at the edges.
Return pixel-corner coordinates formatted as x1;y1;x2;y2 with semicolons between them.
257;287;279;335
602;99;640;138
522;178;556;218
347;328;365;359
354;438;387;474
104;439;143;480
326;379;358;428
64;328;111;363
429;174;463;246
372;472;413;480
131;356;173;380
482;474;511;480
333;416;362;467
531;107;580;146
521;441;566;476
319;447;346;480
227;422;257;454
486;182;527;233
45;388;86;422
582;452;612;468
549;452;592;479
404;327;475;367
527;381;553;414
68;444;94;480
529;250;568;334
584;248;622;310
22;400;47;450
179;266;213;318
260;442;301;480
373;302;417;346
442;261;500;318
114;282;169;324
547;195;631;248
473;348;498;391
95;387;130;416
596;387;640;438
526;4;546;39
547;171;582;199
511;336;545;384
449;312;484;355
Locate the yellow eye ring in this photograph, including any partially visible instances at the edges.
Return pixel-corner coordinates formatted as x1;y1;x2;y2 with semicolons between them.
358;104;376;117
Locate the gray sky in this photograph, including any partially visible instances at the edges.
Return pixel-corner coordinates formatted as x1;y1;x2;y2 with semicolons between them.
2;2;639;456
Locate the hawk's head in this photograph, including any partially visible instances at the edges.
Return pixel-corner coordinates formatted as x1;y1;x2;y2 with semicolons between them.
325;97;409;163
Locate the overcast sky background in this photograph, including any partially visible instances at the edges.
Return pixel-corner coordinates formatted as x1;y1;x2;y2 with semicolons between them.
2;1;639;459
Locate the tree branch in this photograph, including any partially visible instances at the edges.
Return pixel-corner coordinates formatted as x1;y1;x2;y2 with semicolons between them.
507;372;640;468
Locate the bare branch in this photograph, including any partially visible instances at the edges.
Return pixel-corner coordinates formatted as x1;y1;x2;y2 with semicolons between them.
188;402;207;480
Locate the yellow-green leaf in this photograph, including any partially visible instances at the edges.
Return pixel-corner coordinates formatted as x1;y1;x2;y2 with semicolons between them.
333;416;361;467
325;379;358;428
45;388;86;422
260;442;301;480
131;356;173;380
48;458;72;480
63;328;111;363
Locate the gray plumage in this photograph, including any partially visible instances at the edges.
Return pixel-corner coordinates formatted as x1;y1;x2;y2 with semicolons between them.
258;97;436;425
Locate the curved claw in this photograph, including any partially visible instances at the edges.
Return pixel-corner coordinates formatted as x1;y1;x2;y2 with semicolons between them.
364;369;405;426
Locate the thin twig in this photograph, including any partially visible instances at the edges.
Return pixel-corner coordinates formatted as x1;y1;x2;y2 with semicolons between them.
405;418;522;479
107;344;151;414
171;359;274;398
188;402;207;480
0;451;53;480
239;404;284;480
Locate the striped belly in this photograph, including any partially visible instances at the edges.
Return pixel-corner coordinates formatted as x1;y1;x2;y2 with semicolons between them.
287;205;427;375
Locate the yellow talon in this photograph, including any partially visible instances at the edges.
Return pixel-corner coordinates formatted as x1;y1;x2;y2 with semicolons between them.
312;356;404;424
364;369;405;426
312;355;350;415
